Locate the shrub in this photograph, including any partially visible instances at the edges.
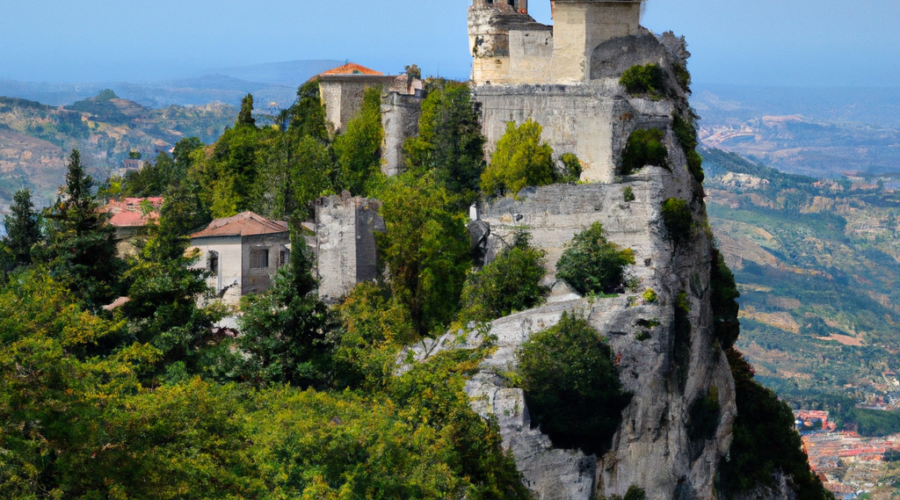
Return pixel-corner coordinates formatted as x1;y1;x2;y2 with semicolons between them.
516;312;631;455
688;387;721;442
673;112;704;183
558;153;583;183
623;186;635;202
642;288;658;303
481;120;556;197
673;62;692;94
710;248;740;349
621;128;668;175
620;64;666;97
556;222;636;296
459;232;549;323
661;198;693;243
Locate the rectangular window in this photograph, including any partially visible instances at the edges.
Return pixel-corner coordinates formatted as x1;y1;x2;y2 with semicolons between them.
250;249;269;269
208;251;219;276
280;249;290;268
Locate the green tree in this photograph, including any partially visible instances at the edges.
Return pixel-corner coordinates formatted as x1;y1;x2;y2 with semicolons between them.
459;231;549;323
556;222;636;296
288;80;328;141
376;174;471;336
237;229;333;388
333;86;384;195
558;152;583;183
35;150;121;309
237;93;256;128
2;189;42;266
516;312;632;455
120;196;227;378
481;119;555;198
405;82;486;203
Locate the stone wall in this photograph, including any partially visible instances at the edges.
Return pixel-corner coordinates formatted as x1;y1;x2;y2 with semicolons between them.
381;91;424;176
319;75;397;133
314;193;384;304
474;83;673;182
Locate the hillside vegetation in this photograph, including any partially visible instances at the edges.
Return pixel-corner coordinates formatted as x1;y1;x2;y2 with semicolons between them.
0;91;235;209
705;148;900;421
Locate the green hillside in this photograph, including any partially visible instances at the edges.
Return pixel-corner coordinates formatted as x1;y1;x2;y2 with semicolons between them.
0;90;235;208
705;148;900;414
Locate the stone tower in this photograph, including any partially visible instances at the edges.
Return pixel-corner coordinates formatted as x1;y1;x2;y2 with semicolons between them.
469;0;643;85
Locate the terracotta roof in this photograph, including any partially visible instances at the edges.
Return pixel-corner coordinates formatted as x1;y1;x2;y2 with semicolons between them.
109;210;158;227
319;62;383;76
101;197;163;228
190;212;289;239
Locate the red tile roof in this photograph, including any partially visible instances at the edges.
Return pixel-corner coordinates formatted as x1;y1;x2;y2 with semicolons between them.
101;197;163;228
190;212;289;239
319;62;383;76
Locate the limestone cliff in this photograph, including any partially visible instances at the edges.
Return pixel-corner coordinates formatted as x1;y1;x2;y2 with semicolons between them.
404;21;815;500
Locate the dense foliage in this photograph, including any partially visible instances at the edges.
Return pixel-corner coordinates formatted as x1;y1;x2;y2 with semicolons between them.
620;128;668;175
661;197;692;244
516;313;631;455
237;231;333;388
672;112;704;183
556;222;635;296
334;86;385;196
481;120;556;198
405;82;486;204
459;231;549;324
710;248;740;349
375;174;471;336
620;64;666;98
719;349;831;500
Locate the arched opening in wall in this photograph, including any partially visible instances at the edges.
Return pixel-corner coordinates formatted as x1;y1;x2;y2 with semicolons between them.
207;250;219;276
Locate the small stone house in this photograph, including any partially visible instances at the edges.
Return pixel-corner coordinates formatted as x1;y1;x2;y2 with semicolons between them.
189;212;290;303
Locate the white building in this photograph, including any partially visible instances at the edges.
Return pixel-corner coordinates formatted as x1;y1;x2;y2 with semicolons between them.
189;212;290;304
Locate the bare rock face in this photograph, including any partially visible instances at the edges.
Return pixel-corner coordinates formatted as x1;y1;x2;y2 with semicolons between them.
407;161;737;500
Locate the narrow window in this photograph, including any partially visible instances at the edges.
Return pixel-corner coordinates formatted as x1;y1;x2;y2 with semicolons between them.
280;248;290;268
250;249;269;269
208;250;219;276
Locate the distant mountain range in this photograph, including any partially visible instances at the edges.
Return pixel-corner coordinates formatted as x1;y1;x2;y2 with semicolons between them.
693;84;900;178
0;59;344;109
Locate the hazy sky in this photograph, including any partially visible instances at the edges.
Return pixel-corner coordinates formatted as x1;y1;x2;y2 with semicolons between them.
1;0;898;87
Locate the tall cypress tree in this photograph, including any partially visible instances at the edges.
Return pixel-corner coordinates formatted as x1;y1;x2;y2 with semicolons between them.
36;150;121;309
237;94;256;128
2;189;42;266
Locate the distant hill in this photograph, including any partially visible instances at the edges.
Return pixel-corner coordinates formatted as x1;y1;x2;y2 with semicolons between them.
693;85;900;178
0;91;236;209
0;59;345;109
703;147;900;408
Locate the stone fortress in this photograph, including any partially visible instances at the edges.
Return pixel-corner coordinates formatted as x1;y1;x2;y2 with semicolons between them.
306;3;787;500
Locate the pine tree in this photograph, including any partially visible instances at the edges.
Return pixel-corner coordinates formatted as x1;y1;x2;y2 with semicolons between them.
36;149;121;309
2;189;42;266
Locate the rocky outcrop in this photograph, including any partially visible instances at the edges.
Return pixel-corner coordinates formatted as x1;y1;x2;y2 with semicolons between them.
407;159;736;500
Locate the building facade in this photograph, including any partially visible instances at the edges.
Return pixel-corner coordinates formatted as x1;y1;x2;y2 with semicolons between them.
189;212;290;304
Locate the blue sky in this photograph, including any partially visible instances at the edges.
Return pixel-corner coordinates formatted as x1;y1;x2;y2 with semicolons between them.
1;0;898;87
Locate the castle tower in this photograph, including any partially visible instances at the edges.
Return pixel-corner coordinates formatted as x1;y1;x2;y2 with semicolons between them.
472;0;528;15
550;0;643;82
